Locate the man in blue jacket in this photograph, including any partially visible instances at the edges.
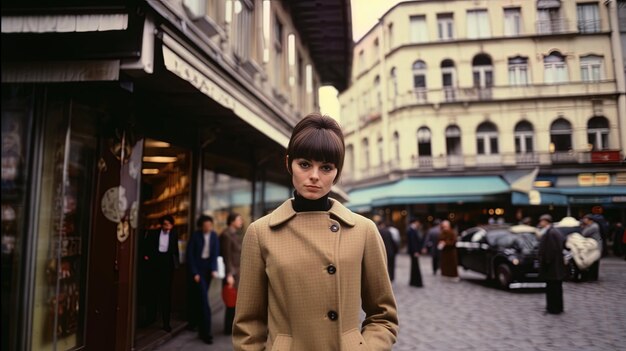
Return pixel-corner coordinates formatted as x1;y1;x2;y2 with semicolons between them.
187;215;220;344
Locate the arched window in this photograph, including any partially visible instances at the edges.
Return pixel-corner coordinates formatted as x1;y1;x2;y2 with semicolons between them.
445;125;462;156
389;67;398;100
441;59;456;101
550;118;573;152
472;54;493;88
514;121;534;154
417;127;432;156
587;116;609;150
413;60;427;101
544;51;568;83
392;131;400;161
362;138;370;169
476;122;498;155
374;75;381;110
508;56;529;86
377;135;384;166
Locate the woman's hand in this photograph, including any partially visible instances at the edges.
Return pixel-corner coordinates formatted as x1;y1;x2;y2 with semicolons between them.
226;274;235;286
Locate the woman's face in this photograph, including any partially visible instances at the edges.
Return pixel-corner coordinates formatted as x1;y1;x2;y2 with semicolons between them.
289;157;337;200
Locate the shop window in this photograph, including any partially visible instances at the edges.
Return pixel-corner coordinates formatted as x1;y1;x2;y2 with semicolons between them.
550;118;573;152
1;85;34;351
514;121;534;153
31;97;98;350
476;122;499;155
587;116;609;150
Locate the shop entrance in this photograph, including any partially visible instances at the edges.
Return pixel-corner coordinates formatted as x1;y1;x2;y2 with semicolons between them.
133;138;192;350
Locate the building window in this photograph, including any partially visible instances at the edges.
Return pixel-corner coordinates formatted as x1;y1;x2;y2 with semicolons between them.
377;136;384;166
392;131;400;161
467;9;490;39
362;138;370;169
550;118;573;152
537;7;564;34
373;38;379;62
544;51;568;83
437;13;454;40
587;116;609;150
441;59;456;101
287;33;296;86
514;121;534;153
476;122;499;155
358;50;365;71
417;127;432;156
374;75;381;111
580;55;603;82
346;144;354;175
410;15;428;43
305;64;313;93
508;56;529;86
413;60;427;101
504;8;522;36
387;23;394;50
262;0;270;62
577;3;600;33
472;54;493;88
389;67;398;102
273;15;283;88
445;125;462;156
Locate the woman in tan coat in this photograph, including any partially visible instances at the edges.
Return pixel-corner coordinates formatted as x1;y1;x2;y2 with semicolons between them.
233;114;399;351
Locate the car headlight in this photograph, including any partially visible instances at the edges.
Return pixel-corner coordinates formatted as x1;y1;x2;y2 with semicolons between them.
512;258;520;265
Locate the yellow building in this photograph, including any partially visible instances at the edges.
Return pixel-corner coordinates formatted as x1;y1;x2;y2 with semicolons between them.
339;0;626;225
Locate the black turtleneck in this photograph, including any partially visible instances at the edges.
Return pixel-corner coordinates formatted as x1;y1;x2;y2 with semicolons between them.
291;190;331;212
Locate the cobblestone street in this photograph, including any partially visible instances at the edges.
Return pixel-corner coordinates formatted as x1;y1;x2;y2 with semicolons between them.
155;254;626;351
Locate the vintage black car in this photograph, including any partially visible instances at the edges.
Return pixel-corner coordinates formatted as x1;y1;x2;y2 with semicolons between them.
456;225;545;289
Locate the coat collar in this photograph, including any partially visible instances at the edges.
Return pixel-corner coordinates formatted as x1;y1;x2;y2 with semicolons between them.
269;198;356;228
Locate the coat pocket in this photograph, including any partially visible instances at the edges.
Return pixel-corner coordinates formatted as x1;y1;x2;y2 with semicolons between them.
341;329;371;351
271;334;293;351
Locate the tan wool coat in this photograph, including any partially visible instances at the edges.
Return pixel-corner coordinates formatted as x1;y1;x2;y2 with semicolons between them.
233;198;399;351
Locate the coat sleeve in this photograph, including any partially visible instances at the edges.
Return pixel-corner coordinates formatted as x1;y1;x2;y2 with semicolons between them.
361;222;399;350
187;233;199;277
210;232;220;273
221;232;233;276
232;223;268;351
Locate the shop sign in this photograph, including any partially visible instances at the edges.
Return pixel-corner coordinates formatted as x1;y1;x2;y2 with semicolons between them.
594;173;610;186
612;196;626;203
616;173;626;185
590;150;621;163
577;173;594;186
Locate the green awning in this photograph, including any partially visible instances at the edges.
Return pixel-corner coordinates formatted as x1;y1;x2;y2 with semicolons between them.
512;186;626;206
346;176;510;211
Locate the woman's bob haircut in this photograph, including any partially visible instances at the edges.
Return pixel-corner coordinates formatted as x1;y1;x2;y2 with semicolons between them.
286;113;345;184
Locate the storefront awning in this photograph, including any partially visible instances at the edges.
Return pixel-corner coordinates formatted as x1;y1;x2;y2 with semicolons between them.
512;186;626;206
346;176;510;211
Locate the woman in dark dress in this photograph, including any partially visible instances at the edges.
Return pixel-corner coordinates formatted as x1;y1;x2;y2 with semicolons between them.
438;220;459;280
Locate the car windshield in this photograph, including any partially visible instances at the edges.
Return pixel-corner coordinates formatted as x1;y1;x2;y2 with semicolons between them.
485;230;538;253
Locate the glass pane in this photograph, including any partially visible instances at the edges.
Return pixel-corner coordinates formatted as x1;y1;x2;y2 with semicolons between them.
525;136;533;152
443;72;453;87
418;142;432;156
2;85;34;351
414;75;426;88
477;138;485;155
601;133;608;150
473;71;480;87
515;136;521;153
32;99;97;350
490;136;499;154
588;133;595;149
581;66;589;81
485;71;493;87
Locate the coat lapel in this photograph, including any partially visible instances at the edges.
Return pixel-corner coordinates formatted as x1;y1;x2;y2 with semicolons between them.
268;198;356;228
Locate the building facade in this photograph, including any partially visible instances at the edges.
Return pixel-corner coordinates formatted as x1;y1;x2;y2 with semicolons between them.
1;1;352;350
339;0;626;228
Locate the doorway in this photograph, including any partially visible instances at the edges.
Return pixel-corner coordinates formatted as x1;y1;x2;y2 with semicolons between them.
134;138;192;350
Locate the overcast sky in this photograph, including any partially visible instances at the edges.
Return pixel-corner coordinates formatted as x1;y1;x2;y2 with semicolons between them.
319;0;401;122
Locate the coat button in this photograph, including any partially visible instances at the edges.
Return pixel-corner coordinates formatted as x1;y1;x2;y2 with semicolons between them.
327;311;338;321
327;265;337;274
330;224;339;232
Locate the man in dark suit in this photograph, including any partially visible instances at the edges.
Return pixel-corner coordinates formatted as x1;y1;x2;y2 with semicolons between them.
407;217;424;287
538;214;565;314
142;215;180;332
187;215;219;344
374;215;397;282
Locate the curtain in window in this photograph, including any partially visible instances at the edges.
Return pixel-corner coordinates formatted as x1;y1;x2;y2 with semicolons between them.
410;16;428;43
467;10;490;39
577;4;600;33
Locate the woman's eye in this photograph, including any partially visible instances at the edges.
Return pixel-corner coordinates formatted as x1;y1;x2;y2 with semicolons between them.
298;161;310;169
321;165;335;172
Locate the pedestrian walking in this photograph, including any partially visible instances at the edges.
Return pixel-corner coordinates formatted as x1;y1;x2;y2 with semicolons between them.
423;219;441;275
407;217;424;287
610;222;623;257
581;214;602;281
187;215;220;344
141;215;180;332
388;223;401;250
375;216;398;282
538;214;565;314
438;220;459;280
219;212;244;335
233;114;398;351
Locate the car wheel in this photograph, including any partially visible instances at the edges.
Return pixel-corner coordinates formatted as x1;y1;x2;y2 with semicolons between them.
496;263;512;290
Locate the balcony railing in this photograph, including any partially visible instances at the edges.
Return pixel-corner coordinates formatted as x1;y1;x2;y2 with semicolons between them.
389;81;616;110
447;155;464;168
476;154;502;165
577;19;601;33
417;156;433;169
515;153;540;165
536;18;570;34
551;151;578;164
